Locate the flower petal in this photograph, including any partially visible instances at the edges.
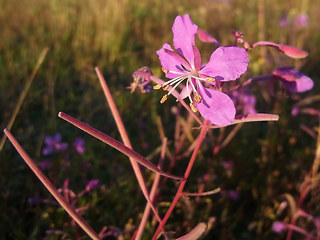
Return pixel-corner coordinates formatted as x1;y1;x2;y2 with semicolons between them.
195;84;236;126
178;82;193;100
172;14;198;67
197;29;220;46
200;46;249;82
281;74;314;93
156;43;188;79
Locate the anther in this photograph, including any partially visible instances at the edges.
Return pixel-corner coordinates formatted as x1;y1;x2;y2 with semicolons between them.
161;67;168;74
162;85;169;91
206;77;215;82
193;92;202;103
160;94;168;104
190;102;198;112
153;84;162;90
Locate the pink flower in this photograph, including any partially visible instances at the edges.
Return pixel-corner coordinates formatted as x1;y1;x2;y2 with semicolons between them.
294;14;308;27
272;221;287;233
73;137;85;154
156;15;249;126
272;66;313;93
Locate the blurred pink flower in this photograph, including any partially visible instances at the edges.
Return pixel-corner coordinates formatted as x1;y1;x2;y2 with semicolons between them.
156;14;249;126
272;66;313;93
231;90;256;115
38;159;53;170
272;221;287;233
294;13;308;27
85;179;99;191
73;137;85;154
279;15;288;28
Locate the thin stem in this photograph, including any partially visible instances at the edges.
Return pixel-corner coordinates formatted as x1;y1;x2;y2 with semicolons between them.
4;129;100;240
182;188;221;197
95;68;171;237
0;47;49;152
135;138;168;240
225;75;273;92
152;120;210;240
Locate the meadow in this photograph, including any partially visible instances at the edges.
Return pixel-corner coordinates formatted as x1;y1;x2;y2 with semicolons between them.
0;0;320;239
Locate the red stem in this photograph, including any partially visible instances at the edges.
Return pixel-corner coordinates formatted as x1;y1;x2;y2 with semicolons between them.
152;120;210;239
4;129;101;240
95;67;167;234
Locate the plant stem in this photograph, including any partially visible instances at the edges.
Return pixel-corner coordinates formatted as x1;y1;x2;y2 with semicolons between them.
134;138;168;240
4;129;101;240
152;120;210;240
95;67;167;236
0;47;49;151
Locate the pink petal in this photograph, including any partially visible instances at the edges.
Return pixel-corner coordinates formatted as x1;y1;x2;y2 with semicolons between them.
172;14;198;68
178;82;193;100
192;44;201;71
200;47;249;82
195;84;236;126
197;29;220;46
281;74;314;93
272;66;297;81
156;43;189;79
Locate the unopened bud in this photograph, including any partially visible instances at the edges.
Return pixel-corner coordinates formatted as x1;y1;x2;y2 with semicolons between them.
190;102;198;112
160;94;168;104
161;67;168;74
153;84;162;90
277;44;308;59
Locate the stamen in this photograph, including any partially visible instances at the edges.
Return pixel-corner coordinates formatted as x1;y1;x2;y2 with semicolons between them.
206;77;215;82
165;75;187;86
153;84;162;90
167;78;186;96
190;102;198;112
160;94;168;104
161;67;168;74
193;92;202;103
162;85;169;91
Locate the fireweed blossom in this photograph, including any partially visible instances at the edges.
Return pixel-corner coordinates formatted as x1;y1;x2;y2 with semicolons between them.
155;14;249;126
272;66;313;93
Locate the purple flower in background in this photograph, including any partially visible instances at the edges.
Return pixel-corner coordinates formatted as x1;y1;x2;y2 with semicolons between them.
73;137;85;154
221;190;239;200
272;221;287;233
291;106;299;116
221;160;234;170
279;15;288;28
272;66;313;93
85;179;99;192
294;13;308;27
156;14;249;126
38;159;53;170
231;90;256;115
42;133;68;155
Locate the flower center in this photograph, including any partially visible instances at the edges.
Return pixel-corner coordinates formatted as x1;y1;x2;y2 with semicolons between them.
153;67;216;112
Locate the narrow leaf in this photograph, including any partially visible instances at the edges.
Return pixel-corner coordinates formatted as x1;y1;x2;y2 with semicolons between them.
210;113;279;128
58;112;183;180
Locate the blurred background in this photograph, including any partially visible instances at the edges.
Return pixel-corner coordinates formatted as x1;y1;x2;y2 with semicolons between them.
0;0;319;239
